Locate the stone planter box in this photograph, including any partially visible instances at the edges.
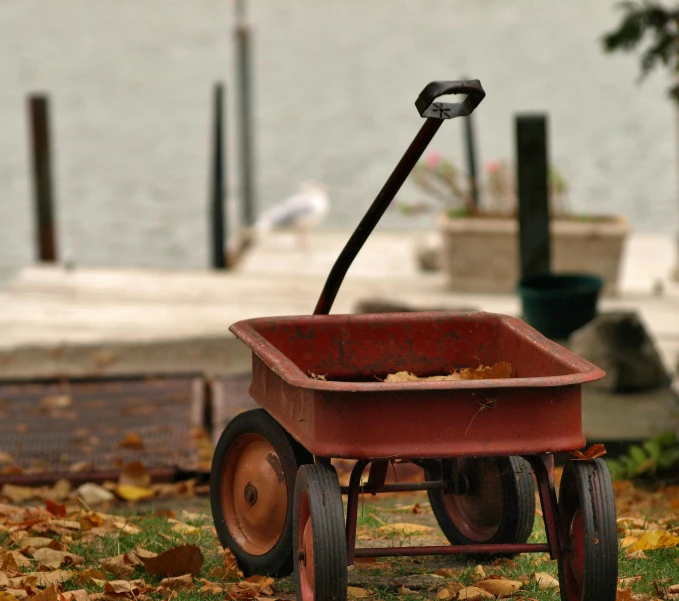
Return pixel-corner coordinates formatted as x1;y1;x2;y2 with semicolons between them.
438;214;629;295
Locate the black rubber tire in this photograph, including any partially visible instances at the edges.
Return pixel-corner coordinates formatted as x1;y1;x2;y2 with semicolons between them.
210;409;313;577
557;458;618;601
425;456;535;546
293;463;348;601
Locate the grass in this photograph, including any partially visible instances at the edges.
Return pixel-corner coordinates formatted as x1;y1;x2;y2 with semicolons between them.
1;491;679;601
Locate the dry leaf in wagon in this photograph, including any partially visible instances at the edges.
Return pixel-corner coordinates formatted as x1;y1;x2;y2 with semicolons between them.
384;362;512;382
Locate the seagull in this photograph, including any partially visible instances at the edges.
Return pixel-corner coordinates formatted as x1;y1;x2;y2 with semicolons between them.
253;180;330;249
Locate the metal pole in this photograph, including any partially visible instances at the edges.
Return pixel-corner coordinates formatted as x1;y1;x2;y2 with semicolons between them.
516;114;550;279
235;0;256;227
210;83;227;269
28;94;58;263
463;113;479;208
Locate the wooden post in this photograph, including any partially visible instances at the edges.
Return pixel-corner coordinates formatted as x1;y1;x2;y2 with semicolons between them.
209;83;228;269
28;94;58;263
235;0;256;227
463;113;479;208
516;114;550;279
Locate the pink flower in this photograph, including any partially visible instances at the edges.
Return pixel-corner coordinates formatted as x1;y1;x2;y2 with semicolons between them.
425;151;441;169
485;160;499;173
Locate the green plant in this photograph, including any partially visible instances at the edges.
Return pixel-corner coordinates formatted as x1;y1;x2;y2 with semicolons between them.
400;152;569;218
602;1;679;102
606;431;679;480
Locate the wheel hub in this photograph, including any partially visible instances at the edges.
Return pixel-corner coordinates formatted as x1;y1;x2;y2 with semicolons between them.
221;434;288;555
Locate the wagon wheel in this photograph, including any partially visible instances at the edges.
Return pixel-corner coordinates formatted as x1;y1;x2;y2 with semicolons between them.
557;458;617;601
425;456;535;547
294;463;347;601
210;409;313;577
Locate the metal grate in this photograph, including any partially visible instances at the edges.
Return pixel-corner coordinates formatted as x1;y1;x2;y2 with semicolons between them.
0;374;206;485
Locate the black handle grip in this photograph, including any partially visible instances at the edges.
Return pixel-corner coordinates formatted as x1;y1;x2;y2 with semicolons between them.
415;80;485;120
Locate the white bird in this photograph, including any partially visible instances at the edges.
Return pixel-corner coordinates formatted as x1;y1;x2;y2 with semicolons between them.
254;180;330;250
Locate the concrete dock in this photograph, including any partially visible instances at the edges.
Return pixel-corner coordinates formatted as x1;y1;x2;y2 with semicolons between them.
0;229;677;443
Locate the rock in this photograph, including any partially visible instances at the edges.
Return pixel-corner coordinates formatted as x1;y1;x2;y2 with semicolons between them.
570;311;671;392
354;298;477;314
415;241;441;272
391;574;446;591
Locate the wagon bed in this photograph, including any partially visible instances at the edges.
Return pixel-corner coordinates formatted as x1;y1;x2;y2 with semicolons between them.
229;311;604;459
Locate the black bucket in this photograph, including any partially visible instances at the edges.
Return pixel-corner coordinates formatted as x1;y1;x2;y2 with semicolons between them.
517;273;604;339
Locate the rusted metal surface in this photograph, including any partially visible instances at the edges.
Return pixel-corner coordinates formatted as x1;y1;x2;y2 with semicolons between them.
526;454;562;560
353;543;551;557
345;453;558;561
229;311;604;459
345;460;368;565
0;373;207;485
313;80;485;316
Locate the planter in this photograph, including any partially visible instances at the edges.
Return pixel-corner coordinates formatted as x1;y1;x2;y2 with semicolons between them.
438;213;629;295
517;273;604;339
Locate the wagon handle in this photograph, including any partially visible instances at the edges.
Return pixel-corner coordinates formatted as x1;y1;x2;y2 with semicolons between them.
415;80;486;120
313;79;486;315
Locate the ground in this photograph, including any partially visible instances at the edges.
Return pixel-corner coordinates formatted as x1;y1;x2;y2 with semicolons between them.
1;478;679;601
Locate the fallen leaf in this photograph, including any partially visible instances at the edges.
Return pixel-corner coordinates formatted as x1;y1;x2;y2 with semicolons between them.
16;537;55;550
31;586;58;601
5;551;31;569
23;571;73;588
476;578;523;596
242;576;275;596
168;520;199;535
626;550;648;559
116;485;154;502
2;591;26;601
134;547;157;559
40;396;71;410
384;362;512;382
199;579;224;595
101;555;136;579
0;452;15;465
434;568;460;579
1;485;35;504
159;574;193;591
32;548;84;569
472;565;486;581
119;462;151;488
347;587;370;599
47;480;72;502
570;443;607;460
532;572;559;589
77;569;107;587
59;590;90;601
222;549;242;579
137;545;203;577
48;519;80;530
619;576;644;587
118;433;145;450
44;501;66;518
457;586;493;600
616;590;634;601
435;584;463;600
627;530;679;552
77;484;114;507
104;580;146;595
376;523;434;536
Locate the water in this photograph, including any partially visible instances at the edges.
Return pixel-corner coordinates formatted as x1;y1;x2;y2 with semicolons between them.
1;0;677;282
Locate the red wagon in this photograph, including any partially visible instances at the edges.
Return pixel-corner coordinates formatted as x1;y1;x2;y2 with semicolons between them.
210;82;618;601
